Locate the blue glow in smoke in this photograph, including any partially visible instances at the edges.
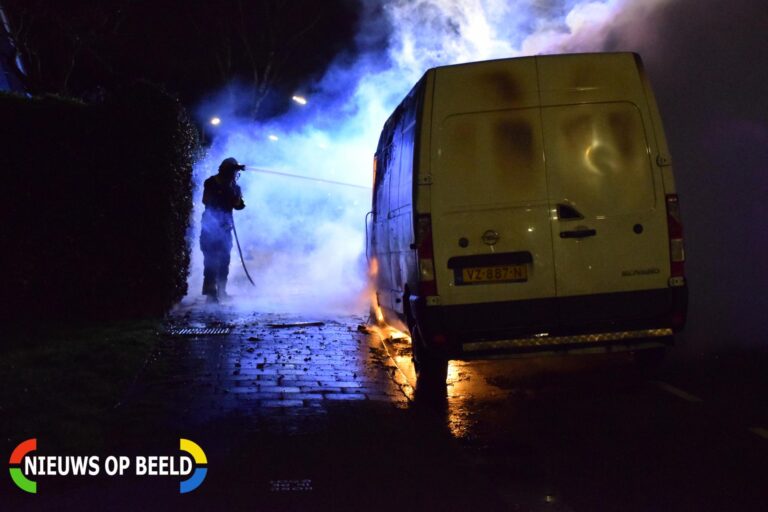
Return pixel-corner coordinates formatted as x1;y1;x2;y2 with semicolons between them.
184;0;669;314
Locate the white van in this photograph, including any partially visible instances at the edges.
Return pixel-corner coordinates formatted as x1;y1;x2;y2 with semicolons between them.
368;53;687;382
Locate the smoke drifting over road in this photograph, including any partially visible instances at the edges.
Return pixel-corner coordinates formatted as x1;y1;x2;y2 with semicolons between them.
186;0;767;349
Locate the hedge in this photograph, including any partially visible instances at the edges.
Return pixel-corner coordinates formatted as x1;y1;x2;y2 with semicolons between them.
0;83;198;323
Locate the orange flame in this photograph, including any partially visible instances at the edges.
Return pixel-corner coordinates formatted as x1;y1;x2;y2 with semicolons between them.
368;258;410;342
370;290;386;326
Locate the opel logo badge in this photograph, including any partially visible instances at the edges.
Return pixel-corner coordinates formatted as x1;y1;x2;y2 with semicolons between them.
481;230;500;246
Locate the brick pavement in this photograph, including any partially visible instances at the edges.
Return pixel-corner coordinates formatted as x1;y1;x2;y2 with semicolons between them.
119;301;408;432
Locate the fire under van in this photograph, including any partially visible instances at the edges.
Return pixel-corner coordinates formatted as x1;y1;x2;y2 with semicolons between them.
367;52;687;382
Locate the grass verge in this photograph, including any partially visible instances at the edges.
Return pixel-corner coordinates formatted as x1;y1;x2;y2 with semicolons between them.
0;320;161;452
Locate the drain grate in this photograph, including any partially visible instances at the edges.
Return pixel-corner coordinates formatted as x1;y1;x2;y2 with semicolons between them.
167;327;231;336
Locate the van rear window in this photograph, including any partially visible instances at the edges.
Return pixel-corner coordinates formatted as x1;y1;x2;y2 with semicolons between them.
438;108;547;207
542;102;655;216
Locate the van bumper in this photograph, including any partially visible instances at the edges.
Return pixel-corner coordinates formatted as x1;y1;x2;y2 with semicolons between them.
409;286;687;359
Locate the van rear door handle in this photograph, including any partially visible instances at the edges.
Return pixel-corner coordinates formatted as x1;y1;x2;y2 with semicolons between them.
560;229;597;239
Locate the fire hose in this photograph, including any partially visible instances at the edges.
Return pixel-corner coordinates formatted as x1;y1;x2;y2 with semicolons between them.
232;218;255;286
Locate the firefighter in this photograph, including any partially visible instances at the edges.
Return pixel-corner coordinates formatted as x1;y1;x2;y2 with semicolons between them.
200;157;246;303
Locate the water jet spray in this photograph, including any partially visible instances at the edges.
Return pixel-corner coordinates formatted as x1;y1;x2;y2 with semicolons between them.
241;166;369;190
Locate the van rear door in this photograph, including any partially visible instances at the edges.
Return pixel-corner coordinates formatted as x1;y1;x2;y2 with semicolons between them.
432;107;556;306
537;55;670;326
542;101;669;295
429;59;555;314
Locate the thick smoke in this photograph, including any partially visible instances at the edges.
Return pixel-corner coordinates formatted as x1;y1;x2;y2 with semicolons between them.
184;0;671;316
185;0;766;349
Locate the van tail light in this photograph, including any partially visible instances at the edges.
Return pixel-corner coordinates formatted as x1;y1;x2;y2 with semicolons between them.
416;214;437;296
665;194;685;281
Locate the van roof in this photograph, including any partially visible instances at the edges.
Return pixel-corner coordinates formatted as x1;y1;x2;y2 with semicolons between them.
425;51;643;74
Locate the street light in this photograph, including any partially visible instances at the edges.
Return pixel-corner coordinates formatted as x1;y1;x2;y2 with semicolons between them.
291;95;307;105
201;117;222;145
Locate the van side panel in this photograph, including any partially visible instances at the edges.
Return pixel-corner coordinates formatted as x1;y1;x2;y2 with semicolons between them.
388;90;419;315
372;78;426;320
635;55;677;194
372;117;397;313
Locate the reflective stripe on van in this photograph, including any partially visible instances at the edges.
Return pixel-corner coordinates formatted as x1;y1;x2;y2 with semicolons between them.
463;328;673;353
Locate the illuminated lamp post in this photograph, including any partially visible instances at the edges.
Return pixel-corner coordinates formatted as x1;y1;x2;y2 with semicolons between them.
201;116;222;146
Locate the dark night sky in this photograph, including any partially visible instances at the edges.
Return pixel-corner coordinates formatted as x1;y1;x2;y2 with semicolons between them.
116;1;362;108
2;0;364;116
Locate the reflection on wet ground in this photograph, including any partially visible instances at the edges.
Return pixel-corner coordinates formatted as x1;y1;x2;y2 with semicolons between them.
379;330;644;441
378;332;768;512
124;301;407;435
108;301;572;511
27;301;768;511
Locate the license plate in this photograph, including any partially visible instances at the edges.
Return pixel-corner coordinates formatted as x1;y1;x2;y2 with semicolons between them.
460;264;528;284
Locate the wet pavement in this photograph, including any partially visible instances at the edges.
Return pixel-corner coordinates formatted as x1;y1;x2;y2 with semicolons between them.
9;300;768;511
127;305;408;430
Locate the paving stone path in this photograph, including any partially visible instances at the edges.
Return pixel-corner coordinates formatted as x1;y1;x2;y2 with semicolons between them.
119;302;408;434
